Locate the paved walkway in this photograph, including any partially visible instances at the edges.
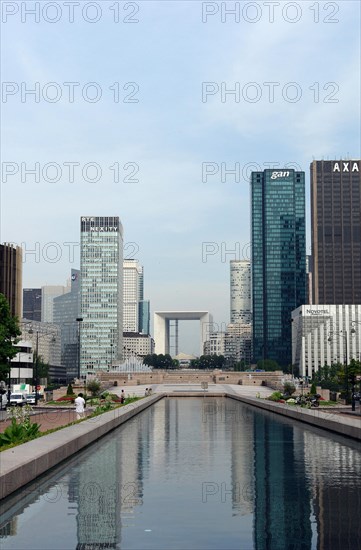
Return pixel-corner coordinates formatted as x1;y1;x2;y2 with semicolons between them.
0;408;94;433
1;386;359;433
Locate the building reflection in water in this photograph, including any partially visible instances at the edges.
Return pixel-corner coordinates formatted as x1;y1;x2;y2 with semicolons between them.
302;430;361;549
252;412;312;549
0;398;360;549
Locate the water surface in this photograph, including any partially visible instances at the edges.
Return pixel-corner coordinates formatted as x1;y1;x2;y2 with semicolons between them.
1;397;360;549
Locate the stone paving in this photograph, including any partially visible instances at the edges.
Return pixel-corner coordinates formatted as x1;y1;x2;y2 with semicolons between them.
0;408;95;433
1;384;358;434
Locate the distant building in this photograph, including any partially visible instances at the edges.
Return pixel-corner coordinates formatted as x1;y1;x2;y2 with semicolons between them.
139;300;150;335
123;260;143;332
311;160;361;304
251;169;306;366
306;255;313;305
203;324;252;365
123;333;155;361
292;304;361;377
0;243;22;318
53;269;80;381
41;284;70;323
80;216;123;374
23;288;42;321
230;260;252;324
20;320;61;367
9;341;33;385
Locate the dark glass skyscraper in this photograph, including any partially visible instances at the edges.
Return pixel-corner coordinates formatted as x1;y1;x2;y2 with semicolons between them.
251;169;306;366
311;160;361;304
23;288;42;321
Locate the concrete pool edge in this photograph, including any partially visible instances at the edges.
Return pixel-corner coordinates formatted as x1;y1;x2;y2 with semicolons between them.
1;391;359;500
226;393;361;440
0;394;164;500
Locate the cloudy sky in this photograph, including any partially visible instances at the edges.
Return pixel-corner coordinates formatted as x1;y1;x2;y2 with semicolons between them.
1;1;360;354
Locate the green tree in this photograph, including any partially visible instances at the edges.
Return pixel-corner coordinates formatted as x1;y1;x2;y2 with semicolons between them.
87;379;101;396
257;359;280;372
0;294;21;382
35;354;49;383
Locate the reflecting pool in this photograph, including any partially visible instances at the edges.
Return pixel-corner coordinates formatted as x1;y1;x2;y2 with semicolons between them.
1;398;361;549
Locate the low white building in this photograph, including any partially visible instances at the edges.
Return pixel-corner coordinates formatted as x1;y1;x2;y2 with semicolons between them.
292;304;361;377
123;333;155;361
10;340;33;384
203;323;252;364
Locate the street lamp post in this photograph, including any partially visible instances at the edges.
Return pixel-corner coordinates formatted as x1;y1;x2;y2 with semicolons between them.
350;321;361;412
7;358;11;405
76;318;83;380
328;330;350;405
27;325;57;406
33;330;39;405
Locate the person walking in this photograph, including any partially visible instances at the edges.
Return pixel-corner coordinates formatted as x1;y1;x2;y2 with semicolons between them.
74;392;86;420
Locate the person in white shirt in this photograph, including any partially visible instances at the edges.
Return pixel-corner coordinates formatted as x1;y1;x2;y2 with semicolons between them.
74;393;86;420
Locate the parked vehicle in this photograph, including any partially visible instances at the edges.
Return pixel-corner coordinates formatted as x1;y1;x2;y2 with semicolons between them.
26;393;37;404
7;393;27;407
308;394;320;408
295;394;320;407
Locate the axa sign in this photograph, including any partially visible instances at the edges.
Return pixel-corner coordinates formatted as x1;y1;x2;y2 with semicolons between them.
333;161;359;173
270;171;290;180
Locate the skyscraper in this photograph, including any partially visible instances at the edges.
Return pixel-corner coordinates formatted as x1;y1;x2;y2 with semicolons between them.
230;260;252;324
23;288;42;321
41;284;70;322
53;269;80;381
80;216;123;374
311;160;361;304
123;259;143;332
251;169;306;366
0;243;22;318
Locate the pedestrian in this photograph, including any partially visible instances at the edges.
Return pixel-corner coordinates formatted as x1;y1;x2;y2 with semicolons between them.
120;389;125;404
74;392;86;420
145;387;149;396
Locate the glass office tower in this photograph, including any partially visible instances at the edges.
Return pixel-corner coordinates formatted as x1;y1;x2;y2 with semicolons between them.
80;216;123;375
251;169;306;367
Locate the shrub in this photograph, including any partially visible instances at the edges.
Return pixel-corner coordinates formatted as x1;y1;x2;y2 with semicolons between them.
56;396;74;402
87;379;101;397
283;382;296;396
268;391;283;402
310;382;317;395
0;406;40;447
66;383;74;396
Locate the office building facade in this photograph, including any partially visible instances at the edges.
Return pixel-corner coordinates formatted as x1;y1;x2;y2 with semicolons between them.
41;284;70;323
311;160;361;304
292;304;361;377
80;216;123;374
139;300;150;335
251;169;306;366
53;269;80;381
0;243;22;318
23;288;42;321
123;259;143;333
